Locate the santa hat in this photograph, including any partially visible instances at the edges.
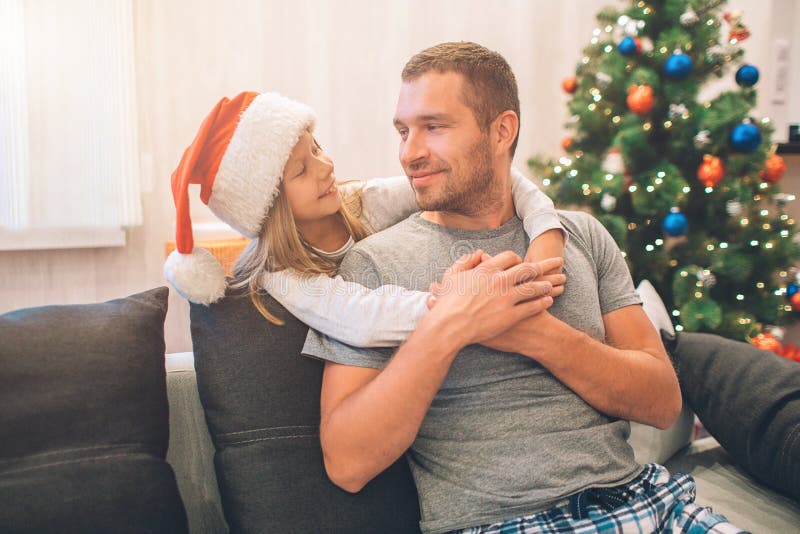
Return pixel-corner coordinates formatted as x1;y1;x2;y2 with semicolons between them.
163;91;316;304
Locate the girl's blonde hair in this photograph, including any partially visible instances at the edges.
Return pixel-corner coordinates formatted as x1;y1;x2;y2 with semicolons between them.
230;183;371;325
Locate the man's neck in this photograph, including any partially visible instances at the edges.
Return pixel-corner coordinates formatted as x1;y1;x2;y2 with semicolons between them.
421;168;515;230
420;203;515;230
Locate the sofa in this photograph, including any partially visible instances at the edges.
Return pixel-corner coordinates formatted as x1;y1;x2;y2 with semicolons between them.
2;285;799;533
164;357;800;534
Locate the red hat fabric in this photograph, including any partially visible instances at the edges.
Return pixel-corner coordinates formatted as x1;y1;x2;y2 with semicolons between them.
171;92;258;254
164;92;316;304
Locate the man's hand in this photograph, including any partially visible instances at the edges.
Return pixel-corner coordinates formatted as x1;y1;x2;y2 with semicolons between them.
428;253;565;306
424;250;559;346
481;311;551;354
485;251;567;298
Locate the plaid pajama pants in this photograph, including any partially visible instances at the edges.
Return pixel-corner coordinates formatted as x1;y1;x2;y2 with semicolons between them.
454;464;747;533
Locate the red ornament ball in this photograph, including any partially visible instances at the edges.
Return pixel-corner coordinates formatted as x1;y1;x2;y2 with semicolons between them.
561;137;573;151
561;76;577;94
791;292;800;312
697;154;725;187
760;154;787;183
750;332;782;354
626;85;655;115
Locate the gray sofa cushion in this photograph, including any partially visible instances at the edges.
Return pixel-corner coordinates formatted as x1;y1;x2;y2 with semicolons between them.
666;331;800;503
0;287;188;533
190;289;420;533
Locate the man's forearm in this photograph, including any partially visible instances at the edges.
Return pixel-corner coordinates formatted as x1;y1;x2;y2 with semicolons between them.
489;312;681;429
320;313;464;493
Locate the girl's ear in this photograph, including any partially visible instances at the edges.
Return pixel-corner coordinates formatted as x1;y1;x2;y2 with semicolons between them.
492;110;518;157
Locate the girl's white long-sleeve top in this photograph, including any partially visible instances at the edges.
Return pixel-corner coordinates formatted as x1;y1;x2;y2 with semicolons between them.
261;168;564;347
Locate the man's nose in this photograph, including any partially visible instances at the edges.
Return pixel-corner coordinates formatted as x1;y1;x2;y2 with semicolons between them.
400;130;428;167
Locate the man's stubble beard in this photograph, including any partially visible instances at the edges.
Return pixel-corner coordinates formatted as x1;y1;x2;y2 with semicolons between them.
414;136;502;217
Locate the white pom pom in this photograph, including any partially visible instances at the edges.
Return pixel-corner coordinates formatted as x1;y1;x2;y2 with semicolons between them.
163;247;227;305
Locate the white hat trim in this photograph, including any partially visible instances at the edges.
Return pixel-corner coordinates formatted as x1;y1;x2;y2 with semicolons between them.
209;92;316;238
163;247;227;305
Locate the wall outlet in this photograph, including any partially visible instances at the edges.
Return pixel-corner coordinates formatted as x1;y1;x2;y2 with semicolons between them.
772;38;790;105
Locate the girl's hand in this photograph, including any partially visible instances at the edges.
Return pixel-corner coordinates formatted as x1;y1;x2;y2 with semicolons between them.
426;252;562;310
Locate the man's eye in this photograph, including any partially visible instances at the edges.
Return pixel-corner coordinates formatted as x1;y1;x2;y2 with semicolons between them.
427;124;441;131
397;129;408;139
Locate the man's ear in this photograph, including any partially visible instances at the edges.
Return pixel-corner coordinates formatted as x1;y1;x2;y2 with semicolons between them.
492;110;519;157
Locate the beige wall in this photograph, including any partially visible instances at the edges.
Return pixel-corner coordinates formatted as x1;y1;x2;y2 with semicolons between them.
1;0;798;353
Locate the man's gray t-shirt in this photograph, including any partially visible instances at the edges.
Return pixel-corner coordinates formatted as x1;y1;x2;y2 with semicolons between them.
303;210;643;534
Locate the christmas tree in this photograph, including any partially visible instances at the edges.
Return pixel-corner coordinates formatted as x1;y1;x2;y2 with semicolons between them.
530;0;800;347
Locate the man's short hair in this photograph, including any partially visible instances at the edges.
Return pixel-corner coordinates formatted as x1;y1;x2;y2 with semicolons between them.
401;41;521;157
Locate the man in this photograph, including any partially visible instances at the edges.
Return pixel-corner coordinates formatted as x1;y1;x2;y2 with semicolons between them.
303;42;741;533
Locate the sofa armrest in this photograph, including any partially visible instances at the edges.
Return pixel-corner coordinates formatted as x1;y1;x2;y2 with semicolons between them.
166;352;228;533
628;402;694;465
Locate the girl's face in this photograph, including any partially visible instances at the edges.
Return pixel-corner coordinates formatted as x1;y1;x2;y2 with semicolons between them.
281;130;341;225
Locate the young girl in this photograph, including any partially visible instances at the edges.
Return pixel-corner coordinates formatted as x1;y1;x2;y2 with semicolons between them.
164;91;565;347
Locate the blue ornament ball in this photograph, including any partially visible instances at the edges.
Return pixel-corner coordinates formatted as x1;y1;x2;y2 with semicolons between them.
735;64;759;87
664;53;693;79
618;37;638;56
730;123;762;152
662;211;688;237
788;283;800;298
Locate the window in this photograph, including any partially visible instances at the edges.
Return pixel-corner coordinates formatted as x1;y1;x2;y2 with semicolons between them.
0;0;141;249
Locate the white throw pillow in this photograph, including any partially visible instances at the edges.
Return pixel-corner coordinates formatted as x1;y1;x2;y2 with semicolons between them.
628;280;691;464
636;279;675;336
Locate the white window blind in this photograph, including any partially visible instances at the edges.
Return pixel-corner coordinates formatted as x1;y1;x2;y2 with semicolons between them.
0;0;141;236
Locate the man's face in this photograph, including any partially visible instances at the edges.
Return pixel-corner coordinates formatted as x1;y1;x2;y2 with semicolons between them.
393;71;494;215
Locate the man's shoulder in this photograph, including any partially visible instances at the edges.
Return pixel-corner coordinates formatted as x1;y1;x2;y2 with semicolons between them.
339;213;422;277
556;209;602;240
556;208;596;227
350;212;422;256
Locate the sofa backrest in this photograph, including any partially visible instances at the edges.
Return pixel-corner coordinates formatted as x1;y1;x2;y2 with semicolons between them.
188;290;422;533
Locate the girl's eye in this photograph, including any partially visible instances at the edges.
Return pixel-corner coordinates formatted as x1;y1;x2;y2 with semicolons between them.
295;165;305;178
